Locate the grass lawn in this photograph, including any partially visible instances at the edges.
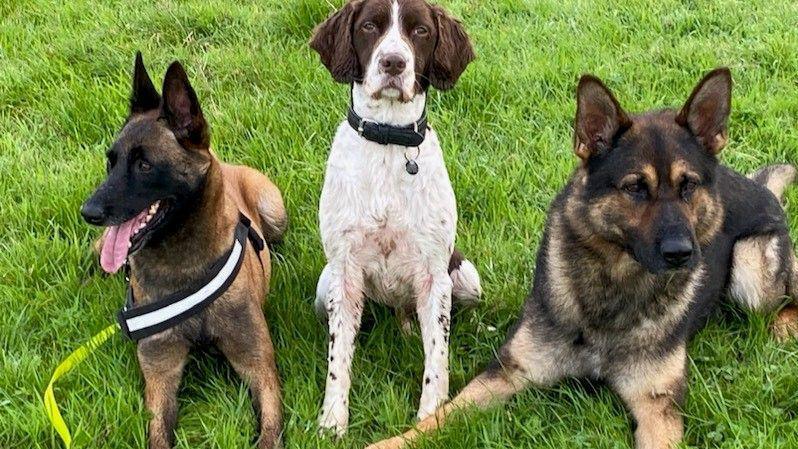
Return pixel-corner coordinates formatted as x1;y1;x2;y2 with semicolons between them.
2;0;798;447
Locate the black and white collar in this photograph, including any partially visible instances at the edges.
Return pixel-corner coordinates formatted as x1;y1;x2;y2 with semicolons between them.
117;213;264;341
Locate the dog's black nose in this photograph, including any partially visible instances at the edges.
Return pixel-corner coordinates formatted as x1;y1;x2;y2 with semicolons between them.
80;202;106;225
380;53;406;76
660;237;693;267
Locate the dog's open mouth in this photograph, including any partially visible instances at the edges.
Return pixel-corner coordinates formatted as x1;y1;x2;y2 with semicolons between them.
100;200;169;273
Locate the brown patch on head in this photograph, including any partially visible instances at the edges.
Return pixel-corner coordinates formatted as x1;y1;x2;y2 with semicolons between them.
309;0;364;83
640;164;658;190
427;2;474;90
310;0;473;91
669;160;690;187
684;178;723;246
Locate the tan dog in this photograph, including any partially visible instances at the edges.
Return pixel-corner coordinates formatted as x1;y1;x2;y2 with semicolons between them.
80;53;287;449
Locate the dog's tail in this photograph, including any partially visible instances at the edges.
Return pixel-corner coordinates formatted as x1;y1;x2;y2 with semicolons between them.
449;249;482;306
365;366;524;449
253;177;288;245
748;164;797;207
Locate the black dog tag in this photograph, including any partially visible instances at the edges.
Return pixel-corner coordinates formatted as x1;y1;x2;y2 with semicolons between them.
405;159;419;175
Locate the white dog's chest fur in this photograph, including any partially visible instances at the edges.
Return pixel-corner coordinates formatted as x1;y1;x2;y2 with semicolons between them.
320;123;456;306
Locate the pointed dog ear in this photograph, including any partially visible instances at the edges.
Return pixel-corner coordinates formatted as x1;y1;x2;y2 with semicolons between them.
160;61;209;150
573;75;631;161
429;6;475;90
676;68;732;155
309;1;362;84
130;52;161;114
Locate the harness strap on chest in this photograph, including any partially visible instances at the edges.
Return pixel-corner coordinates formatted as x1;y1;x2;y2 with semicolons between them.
117;213;264;341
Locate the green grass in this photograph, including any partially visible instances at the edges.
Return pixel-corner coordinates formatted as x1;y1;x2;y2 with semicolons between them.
2;0;798;447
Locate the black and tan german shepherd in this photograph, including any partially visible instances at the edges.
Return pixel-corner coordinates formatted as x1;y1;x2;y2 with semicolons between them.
368;68;798;449
80;53;287;449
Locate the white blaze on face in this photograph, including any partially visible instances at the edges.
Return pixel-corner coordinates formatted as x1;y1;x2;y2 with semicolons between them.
364;0;416;100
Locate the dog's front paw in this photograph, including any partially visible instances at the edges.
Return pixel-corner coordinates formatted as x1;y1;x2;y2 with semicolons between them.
416;394;446;421
772;304;798;342
318;406;348;438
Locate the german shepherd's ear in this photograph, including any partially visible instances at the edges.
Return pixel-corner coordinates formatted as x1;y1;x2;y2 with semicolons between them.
160;61;209;150
429;5;475;90
310;1;363;84
676;68;732;155
130;52;161;114
573;75;631;161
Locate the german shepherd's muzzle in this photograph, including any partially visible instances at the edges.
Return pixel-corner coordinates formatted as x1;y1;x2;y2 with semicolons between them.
367;68;798;449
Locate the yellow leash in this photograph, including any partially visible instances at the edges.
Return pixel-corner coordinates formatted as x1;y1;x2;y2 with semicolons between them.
43;323;120;448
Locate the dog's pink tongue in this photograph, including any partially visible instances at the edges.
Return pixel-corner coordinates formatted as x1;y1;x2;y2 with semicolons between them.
100;212;145;273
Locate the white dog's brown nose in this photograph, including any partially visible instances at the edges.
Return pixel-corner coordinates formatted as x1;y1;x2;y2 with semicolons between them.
380;53;406;76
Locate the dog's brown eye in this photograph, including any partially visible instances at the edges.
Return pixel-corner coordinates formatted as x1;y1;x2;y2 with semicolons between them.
362;22;377;32
138;160;152;172
413;26;429;36
621;181;647;197
681;179;698;199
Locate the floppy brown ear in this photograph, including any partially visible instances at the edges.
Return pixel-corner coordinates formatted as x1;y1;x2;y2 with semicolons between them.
574;75;631;161
676;67;732;155
429;6;475;90
160;61;209;150
130;51;161;114
309;1;362;84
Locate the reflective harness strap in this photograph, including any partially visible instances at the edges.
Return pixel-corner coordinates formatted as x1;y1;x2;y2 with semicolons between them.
117;213;264;341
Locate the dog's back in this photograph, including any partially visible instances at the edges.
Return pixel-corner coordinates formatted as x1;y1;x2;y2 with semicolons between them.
221;162;287;245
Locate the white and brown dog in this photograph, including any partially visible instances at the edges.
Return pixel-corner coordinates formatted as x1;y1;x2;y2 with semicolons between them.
310;0;481;436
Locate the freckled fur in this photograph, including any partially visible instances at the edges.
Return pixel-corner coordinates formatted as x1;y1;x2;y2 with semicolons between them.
311;0;479;435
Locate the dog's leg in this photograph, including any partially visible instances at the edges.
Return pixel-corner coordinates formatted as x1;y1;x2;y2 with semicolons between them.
728;233;798;340
611;346;686;449
137;339;190;449
314;263;333;320
736;164;798;340
318;263;365;436
217;307;283;448
366;323;568;449
366;370;527;449
415;271;453;419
